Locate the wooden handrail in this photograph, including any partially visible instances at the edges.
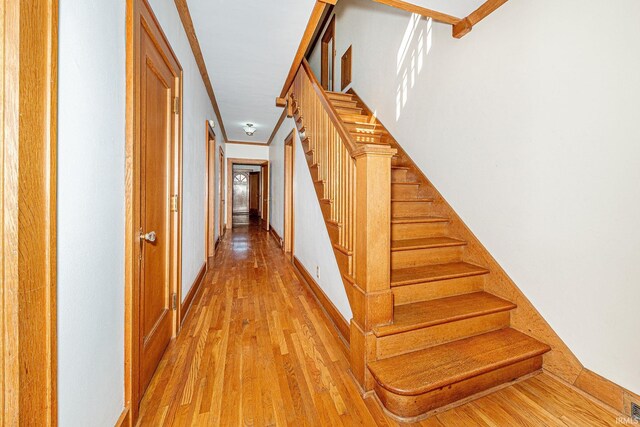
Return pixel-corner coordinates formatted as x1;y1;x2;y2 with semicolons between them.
300;59;359;154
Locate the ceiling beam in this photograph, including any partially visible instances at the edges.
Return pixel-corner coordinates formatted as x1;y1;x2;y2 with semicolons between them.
370;0;460;25
278;1;329;99
453;0;509;38
174;0;229;141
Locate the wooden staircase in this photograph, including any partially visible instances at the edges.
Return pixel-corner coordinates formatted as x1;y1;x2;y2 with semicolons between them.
326;89;550;418
287;60;550;420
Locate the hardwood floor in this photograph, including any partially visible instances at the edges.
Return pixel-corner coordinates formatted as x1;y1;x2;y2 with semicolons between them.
137;223;620;426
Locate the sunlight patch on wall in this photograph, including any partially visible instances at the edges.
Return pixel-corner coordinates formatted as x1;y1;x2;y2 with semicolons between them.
396;15;433;121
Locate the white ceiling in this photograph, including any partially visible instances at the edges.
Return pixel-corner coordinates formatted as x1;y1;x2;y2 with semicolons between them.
411;0;485;18
188;0;317;143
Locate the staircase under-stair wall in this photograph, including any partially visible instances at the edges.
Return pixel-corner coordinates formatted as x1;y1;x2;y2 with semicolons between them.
286;59;587;420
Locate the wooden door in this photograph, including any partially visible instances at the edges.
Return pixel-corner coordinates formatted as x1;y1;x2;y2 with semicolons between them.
284;132;295;257
218;147;225;235
261;163;270;230
206;129;215;259
249;172;260;213
139;24;176;396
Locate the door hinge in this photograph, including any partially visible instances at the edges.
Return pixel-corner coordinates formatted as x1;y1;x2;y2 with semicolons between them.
173;96;180;114
172;293;177;310
170;194;179;212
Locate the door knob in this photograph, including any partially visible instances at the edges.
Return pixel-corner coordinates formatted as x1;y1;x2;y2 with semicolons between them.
140;230;157;243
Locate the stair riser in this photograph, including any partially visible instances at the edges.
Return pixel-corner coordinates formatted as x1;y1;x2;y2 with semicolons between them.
376;312;510;359
391;246;464;269
352;133;385;145
392;275;485;305
305;151;314;164
331;99;359;109
373;356;543;418
392;222;449;240
391;184;420;199
391;201;432;217
335;106;363;115
340;114;372;124
309;165;319;182
391;169;408;182
313;181;325;198
301;138;311;153
327;93;355;102
320;201;331;218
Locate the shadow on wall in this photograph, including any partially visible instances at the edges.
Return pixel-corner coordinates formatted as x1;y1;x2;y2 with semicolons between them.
396;14;433;121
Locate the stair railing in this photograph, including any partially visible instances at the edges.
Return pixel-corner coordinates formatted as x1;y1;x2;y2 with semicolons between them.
288;59;396;390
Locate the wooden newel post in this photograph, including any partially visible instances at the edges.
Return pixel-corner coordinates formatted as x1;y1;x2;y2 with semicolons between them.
350;144;396;391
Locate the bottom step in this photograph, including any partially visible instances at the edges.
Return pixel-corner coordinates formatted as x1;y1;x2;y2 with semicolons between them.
368;328;550;418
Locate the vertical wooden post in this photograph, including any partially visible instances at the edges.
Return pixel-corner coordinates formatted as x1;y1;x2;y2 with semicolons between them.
1;0;58;424
350;144;396;391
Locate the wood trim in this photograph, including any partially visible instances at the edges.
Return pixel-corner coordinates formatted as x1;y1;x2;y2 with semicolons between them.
125;0;184;422
306;4;334;62
226;140;269;147
269;225;283;247
370;0;460;25
115;407;131;427
266;107;289;146
181;263;206;324
173;0;229;142
205;121;216;263
292;257;350;347
283;129;295;258
275;97;287;107
341;45;352;91
453;0;509;38
218;146;225;235
1;0;58;424
226;158;269;229
278;1;329;98
320;15;335;91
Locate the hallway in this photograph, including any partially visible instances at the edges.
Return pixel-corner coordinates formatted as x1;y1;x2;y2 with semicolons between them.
137;225;620;426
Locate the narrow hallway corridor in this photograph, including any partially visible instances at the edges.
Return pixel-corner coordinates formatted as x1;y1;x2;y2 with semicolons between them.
137;225;620;426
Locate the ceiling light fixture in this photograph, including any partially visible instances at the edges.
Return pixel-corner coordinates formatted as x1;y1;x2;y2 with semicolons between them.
243;123;256;136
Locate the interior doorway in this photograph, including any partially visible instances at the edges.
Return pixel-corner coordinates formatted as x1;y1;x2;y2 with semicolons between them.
283;130;295;259
226;158;270;230
321;15;336;91
205;121;216;265
126;0;183;419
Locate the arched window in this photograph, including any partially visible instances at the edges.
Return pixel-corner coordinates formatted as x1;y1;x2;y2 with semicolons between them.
233;173;248;184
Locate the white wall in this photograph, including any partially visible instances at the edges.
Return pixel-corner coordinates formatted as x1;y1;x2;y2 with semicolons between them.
269;121;352;320
269;119;296;235
147;0;223;301
58;1;126;425
310;0;640;394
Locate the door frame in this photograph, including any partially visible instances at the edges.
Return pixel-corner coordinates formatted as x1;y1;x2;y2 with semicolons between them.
283;130;295;259
218;146;225;238
1;1;58;424
321;15;336;91
125;0;183;422
205;121;216;266
226;158;269;230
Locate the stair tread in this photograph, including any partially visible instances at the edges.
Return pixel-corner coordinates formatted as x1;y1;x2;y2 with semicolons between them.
391;261;489;286
391;236;466;251
391;215;448;224
373;292;515;337
368;328;550;396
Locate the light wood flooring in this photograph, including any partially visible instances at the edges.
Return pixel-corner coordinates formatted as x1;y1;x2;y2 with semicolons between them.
137;222;620;426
